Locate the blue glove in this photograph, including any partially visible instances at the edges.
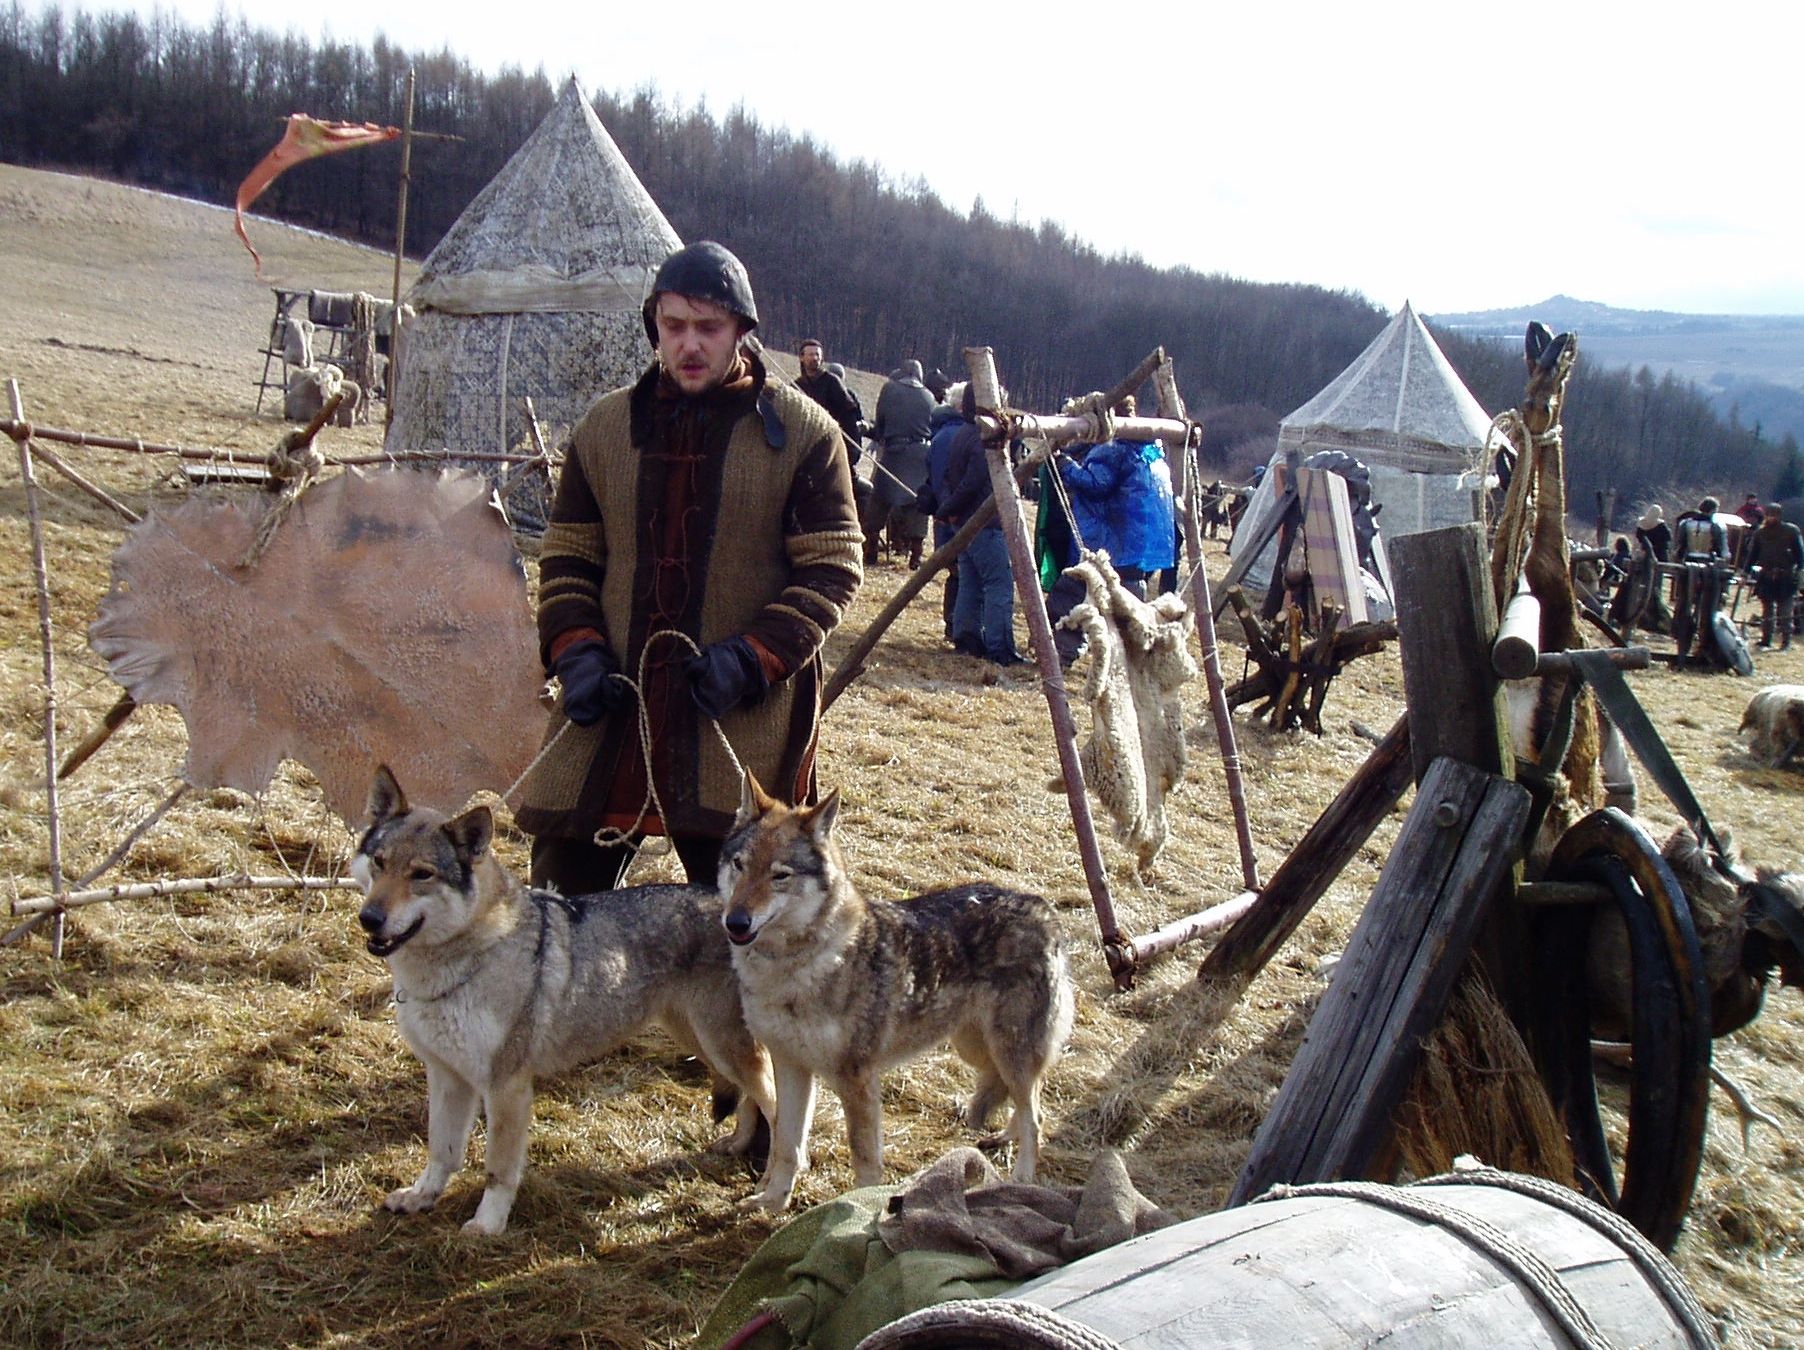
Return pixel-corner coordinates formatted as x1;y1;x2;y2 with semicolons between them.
553;639;624;727
685;637;769;721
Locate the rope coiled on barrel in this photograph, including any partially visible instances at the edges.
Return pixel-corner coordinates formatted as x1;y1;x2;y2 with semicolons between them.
852;1297;1124;1350
1416;1163;1717;1349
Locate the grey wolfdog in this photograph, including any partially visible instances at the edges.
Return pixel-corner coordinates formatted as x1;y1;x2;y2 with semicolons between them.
352;766;776;1235
718;772;1075;1211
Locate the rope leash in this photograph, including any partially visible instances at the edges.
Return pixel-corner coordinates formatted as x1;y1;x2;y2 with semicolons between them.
501;628;748;856
591;628;745;851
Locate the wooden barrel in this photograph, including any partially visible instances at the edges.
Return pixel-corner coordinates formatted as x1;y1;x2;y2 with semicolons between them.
856;1170;1716;1349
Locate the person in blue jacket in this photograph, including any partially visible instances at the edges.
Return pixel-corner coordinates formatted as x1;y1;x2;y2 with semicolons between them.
1044;398;1177;664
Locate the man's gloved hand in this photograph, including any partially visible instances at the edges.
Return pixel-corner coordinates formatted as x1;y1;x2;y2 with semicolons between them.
553;639;624;727
913;485;938;518
685;637;769;721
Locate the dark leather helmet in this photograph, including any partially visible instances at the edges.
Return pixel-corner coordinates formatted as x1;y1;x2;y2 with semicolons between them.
641;241;758;345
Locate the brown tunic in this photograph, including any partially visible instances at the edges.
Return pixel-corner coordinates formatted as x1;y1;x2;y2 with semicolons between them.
518;355;863;840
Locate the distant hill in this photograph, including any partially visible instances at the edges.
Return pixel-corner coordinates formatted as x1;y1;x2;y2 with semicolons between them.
1431;294;1804;445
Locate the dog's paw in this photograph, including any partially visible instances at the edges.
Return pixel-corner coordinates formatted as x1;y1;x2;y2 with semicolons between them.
461;1191;513;1236
737;1186;792;1213
384;1184;441;1215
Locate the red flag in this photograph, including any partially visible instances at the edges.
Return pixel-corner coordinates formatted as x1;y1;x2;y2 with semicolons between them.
235;115;403;276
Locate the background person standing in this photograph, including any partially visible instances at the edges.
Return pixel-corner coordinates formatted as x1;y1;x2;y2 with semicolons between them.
1747;502;1803;649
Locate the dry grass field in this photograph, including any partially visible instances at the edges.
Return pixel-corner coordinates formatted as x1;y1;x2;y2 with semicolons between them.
0;165;1799;1348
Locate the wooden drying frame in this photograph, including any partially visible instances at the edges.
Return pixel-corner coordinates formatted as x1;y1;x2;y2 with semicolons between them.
0;382;558;945
819;345;1264;988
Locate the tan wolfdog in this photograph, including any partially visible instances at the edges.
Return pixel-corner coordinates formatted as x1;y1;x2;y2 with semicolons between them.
352;766;776;1235
719;772;1074;1210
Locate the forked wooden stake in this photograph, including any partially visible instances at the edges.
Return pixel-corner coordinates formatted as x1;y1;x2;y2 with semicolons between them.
9;379;66;956
1155;363;1261;893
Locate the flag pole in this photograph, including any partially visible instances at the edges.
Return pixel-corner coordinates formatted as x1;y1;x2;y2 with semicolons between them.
385;66;416;435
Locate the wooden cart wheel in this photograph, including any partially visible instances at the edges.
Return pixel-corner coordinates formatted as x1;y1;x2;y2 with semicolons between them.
1532;808;1711;1252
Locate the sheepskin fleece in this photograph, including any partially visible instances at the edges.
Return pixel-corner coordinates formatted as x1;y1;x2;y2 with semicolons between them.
1062;553;1197;875
1739;684;1804;767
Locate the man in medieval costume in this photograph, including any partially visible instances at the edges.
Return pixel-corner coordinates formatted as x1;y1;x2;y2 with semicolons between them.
1747;501;1803;650
518;242;864;892
865;359;937;567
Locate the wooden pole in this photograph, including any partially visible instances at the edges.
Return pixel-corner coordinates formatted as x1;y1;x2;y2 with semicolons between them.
1391;522;1533;1035
1595;488;1616;547
1127;890;1259;965
1198;714;1414;987
1153;366;1261;892
21;440;141;524
13;873;361;917
11;380;66;956
965;347;1127;984
822;496;1000;712
1390;524;1511;784
385;66;416;436
1098;347;1166;416
1493;577;1542;680
71;784;190;890
495;395;556;501
0;419;535;466
1534;646;1649;675
57;693;136;780
980;410;1190;448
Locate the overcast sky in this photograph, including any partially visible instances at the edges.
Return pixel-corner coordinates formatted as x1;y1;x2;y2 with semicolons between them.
60;0;1803;316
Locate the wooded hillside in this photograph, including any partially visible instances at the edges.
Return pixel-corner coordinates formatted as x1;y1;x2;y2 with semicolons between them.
3;2;1798;512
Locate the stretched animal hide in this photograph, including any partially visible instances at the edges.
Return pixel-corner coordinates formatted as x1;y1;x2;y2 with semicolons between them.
89;467;546;826
1061;554;1197;875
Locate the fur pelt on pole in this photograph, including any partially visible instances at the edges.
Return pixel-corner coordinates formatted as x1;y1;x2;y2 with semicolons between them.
1059;553;1197;876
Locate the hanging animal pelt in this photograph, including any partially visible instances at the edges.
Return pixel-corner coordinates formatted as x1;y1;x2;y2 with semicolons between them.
1060;553;1197;876
89;466;547;826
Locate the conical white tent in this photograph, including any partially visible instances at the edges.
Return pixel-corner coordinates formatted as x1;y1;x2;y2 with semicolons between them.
1230;302;1497;589
386;77;682;500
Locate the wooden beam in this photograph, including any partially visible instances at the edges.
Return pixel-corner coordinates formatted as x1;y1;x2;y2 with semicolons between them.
1390;524;1511;784
1099;347;1166;415
1198;714;1413;987
979;430;1126;983
1229;757;1529;1203
821;497;998;712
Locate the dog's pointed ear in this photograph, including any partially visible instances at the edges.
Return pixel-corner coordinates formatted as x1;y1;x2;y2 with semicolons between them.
443;804;494;863
367;765;408;825
805;787;841;840
737;770;778;826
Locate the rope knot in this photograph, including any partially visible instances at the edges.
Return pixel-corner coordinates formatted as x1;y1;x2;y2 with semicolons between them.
268;429;327;482
1058;390;1116;445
